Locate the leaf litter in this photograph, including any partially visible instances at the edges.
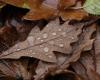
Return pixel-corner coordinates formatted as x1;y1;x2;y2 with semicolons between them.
0;0;99;80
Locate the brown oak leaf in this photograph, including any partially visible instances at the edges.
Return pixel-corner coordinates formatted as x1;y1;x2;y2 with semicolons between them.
23;0;56;20
59;9;88;21
94;25;100;75
1;0;24;7
59;1;88;21
60;24;96;69
1;0;88;21
59;0;77;10
0;19;83;62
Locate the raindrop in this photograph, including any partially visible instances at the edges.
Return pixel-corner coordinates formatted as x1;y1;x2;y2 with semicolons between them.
59;44;64;47
71;37;74;40
37;37;41;40
29;50;33;53
48;55;52;58
41;40;44;42
44;47;49;52
52;32;57;36
40;45;43;48
43;33;48;38
58;28;62;31
28;36;34;45
62;32;66;37
17;48;20;51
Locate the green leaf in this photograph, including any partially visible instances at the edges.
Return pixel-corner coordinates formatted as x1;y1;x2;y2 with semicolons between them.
83;0;100;15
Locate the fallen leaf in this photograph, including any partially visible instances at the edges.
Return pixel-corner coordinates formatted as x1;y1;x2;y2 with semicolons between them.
23;5;56;20
94;25;100;75
0;58;38;80
59;9;88;21
59;0;77;10
0;19;83;62
60;24;96;69
1;0;24;7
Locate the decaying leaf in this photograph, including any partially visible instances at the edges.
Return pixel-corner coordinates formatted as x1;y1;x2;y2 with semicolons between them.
1;0;24;7
23;5;56;20
0;0;100;80
0;58;38;80
0;19;83;62
43;71;83;80
94;25;100;75
59;0;77;10
60;24;96;69
59;9;88;21
0;18;36;53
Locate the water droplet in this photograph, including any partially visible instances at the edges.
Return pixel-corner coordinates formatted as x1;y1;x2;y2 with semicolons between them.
48;55;52;58
52;32;56;36
71;37;74;40
29;50;33;52
59;44;64;47
40;45;43;48
58;28;62;31
44;47;49;52
62;32;66;37
17;48;20;51
28;36;34;46
37;37;41;40
41;40;44;42
43;33;48;38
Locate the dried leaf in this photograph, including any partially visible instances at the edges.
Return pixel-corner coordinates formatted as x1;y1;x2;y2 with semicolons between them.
0;19;83;62
23;5;56;20
72;62;89;80
0;58;38;80
59;0;77;10
0;18;36;52
35;67;83;80
60;24;96;69
94;25;100;75
24;0;57;20
1;0;24;7
59;1;88;21
59;9;88;21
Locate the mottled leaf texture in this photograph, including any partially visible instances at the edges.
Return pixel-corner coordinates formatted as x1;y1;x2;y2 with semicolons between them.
94;25;100;75
23;0;56;20
59;0;77;9
0;59;38;80
60;24;96;69
59;1;88;21
1;0;24;7
0;19;83;63
59;9;88;21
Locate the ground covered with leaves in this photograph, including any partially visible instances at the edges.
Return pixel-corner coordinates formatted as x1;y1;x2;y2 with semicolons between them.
0;0;100;80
